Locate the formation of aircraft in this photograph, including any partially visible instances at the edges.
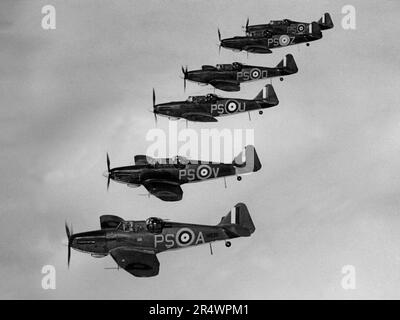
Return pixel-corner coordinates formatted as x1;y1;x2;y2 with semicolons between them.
103;145;261;201
181;54;298;91
153;83;279;122
66;13;334;278
219;13;333;54
65;203;255;277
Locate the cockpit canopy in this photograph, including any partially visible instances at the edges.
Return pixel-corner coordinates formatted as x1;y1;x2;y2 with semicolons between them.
216;62;242;71
168;155;189;167
187;96;206;103
118;221;144;233
269;20;283;25
269;19;293;25
205;93;218;102
232;62;242;70
146;217;165;234
216;64;232;71
187;94;218;103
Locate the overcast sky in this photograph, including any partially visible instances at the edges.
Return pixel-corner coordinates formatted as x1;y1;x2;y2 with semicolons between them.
1;0;400;299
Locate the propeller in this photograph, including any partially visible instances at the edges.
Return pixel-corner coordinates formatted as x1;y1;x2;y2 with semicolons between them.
106;153;111;191
181;66;188;92
217;29;222;55
152;88;157;126
65;222;73;268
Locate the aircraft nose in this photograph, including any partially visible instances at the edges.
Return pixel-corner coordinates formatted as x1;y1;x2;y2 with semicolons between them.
155;105;172;115
221;38;233;46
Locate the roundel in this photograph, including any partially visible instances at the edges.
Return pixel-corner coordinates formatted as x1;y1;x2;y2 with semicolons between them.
279;35;290;46
225;100;239;113
250;68;261;79
176;228;195;246
297;24;305;32
197;165;212;179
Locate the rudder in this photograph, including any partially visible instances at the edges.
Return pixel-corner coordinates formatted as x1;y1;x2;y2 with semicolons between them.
254;84;279;105
318;13;334;30
218;203;255;236
232;145;262;174
276;54;298;74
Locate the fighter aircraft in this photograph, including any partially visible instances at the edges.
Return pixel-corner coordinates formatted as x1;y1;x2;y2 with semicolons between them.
219;13;333;54
153;83;278;123
65;203;255;277
244;12;334;37
181;53;297;92
103;145;261;201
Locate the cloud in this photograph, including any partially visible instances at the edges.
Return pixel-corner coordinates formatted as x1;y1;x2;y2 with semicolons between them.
1;0;400;299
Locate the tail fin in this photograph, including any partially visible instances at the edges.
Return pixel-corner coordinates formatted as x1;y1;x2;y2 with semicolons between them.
318;13;334;30
254;84;279;105
232;145;262;174
218;203;255;237
276;54;298;74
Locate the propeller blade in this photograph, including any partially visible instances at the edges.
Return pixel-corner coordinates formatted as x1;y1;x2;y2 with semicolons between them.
65;222;70;239
246;17;249;29
218;28;221;41
153;88;158;126
181;66;188;92
106;153;111;191
67;244;71;268
65;222;72;268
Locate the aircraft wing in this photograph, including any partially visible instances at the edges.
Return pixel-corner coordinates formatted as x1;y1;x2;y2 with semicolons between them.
243;46;272;54
182;112;218;122
143;179;183;201
209;80;240;92
110;247;159;277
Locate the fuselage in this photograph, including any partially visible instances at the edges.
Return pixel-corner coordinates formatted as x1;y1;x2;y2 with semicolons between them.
220;31;322;53
154;97;278;120
107;162;236;186
70;222;231;256
186;65;292;86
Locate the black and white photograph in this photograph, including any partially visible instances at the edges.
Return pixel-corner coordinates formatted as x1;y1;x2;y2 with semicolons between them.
1;0;400;309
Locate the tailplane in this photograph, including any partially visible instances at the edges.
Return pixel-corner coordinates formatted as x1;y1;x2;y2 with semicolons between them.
218;203;255;237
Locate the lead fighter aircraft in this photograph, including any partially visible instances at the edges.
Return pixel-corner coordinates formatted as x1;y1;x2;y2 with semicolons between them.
182;54;297;91
244;12;334;37
65;203;255;277
153;83;279;123
103;145;261;201
219;13;333;54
